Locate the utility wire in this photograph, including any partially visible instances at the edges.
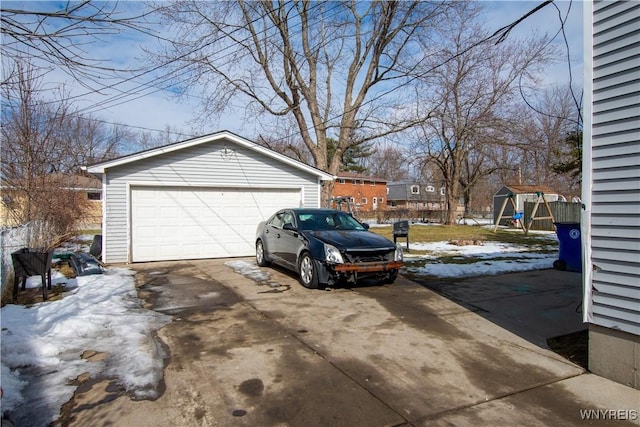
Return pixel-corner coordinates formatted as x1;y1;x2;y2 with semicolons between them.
515;0;582;126
69;2;341;116
36;1;577;146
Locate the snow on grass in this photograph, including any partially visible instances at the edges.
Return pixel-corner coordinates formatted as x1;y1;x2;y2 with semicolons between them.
403;238;558;279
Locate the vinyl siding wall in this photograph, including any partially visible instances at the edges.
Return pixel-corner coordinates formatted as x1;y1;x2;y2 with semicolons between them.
588;0;640;335
102;139;322;263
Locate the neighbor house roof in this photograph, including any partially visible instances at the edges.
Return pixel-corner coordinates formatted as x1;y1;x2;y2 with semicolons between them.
85;130;335;181
387;182;442;202
0;173;101;191
336;172;387;182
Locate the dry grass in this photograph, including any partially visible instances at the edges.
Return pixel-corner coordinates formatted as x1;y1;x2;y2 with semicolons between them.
370;223;554;246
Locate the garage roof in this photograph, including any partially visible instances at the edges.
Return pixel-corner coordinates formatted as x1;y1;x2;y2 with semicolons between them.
86;130;335;181
496;184;558;195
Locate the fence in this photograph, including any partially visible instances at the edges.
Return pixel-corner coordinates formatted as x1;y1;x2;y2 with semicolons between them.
358;208;444;224
1;221;46;299
524;201;581;230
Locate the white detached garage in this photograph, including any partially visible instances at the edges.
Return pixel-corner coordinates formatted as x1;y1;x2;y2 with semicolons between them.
86;131;334;263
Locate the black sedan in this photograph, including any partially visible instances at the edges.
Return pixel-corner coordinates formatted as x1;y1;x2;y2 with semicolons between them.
255;208;403;289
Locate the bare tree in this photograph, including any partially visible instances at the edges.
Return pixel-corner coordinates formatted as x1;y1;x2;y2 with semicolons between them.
516;86;581;197
1;1;154;88
151;1;452;202
411;3;554;224
1;59;126;244
2;60;73;184
256;134;313;165
459;137;501;215
133;125;186;153
365;145;410;182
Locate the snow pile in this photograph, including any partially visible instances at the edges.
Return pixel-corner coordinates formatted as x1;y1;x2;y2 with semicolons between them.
1;268;171;426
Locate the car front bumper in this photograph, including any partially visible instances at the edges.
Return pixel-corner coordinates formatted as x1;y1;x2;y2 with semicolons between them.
333;261;403;273
315;260;403;285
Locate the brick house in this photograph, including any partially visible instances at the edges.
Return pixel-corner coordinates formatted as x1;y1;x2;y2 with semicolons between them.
331;172;387;212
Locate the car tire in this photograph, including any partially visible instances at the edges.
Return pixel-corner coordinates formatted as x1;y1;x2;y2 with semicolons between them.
383;270;398;284
256;239;270;267
298;252;319;289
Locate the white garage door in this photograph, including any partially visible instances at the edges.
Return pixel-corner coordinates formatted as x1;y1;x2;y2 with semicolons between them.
131;186;301;262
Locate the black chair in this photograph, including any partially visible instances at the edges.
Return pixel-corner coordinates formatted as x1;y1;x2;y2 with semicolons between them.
90;234;102;259
11;248;53;300
393;220;409;250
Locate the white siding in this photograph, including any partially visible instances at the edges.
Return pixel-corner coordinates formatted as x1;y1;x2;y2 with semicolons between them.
102;139;323;263
587;0;640;335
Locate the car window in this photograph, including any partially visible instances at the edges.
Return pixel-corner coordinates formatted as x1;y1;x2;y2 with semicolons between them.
282;211;295;228
332;212;366;230
297;212;365;231
269;212;284;228
297;213;318;230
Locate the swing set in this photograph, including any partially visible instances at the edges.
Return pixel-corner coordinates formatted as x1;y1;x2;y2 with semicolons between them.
493;191;556;235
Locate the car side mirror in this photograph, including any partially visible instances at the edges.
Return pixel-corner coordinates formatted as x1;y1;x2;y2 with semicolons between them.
283;223;296;231
362;223;370;230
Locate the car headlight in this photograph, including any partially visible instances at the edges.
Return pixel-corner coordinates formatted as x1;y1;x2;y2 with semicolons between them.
394;243;403;261
324;244;344;264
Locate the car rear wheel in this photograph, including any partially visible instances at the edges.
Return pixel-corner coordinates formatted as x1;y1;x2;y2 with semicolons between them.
256;240;269;267
298;252;319;289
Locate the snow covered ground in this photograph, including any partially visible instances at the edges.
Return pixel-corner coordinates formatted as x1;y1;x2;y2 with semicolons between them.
1;267;171;426
403;233;559;279
1;229;560;426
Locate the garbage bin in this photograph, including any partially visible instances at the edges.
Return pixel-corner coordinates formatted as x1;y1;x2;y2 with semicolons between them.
554;222;582;272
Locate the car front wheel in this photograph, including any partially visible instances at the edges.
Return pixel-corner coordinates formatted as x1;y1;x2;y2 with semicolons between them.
256;239;269;267
383;270;398;284
298;252;319;289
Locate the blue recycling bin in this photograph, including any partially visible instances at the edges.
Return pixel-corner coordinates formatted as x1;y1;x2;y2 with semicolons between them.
554;222;582;272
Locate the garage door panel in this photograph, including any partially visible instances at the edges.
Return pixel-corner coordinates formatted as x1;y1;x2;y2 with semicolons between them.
137;206;157;218
136;226;157;238
160;206;180;216
131;187;301;262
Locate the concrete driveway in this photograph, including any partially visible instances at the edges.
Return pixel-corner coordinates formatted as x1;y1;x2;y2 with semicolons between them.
61;259;639;426
413;269;585;349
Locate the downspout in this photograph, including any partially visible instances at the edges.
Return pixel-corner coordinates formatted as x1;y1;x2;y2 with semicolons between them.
581;0;594;324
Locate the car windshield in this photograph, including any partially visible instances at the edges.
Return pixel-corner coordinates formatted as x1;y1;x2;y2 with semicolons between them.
297;212;366;231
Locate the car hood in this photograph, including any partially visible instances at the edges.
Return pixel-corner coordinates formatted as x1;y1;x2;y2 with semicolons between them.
307;230;395;250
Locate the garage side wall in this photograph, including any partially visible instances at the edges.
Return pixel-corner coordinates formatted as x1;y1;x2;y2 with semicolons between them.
102;141;322;263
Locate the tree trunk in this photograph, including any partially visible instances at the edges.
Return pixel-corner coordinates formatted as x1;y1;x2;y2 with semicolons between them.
446;192;459;224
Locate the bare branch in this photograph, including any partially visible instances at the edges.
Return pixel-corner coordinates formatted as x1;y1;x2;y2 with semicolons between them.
1;2;158;88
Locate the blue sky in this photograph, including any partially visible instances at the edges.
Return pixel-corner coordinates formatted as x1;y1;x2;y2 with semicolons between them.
2;1;584;142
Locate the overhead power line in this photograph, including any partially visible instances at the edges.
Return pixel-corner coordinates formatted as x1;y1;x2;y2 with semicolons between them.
26;1;579;148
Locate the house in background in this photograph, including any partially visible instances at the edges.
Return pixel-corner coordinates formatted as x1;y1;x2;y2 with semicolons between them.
583;1;639;390
86;131;333;263
386;182;444;211
331;172;387;212
0;173;102;229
